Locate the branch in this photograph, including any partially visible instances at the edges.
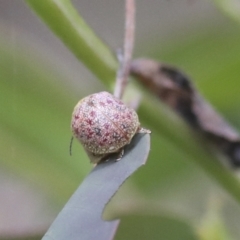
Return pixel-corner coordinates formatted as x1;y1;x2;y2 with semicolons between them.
114;0;135;99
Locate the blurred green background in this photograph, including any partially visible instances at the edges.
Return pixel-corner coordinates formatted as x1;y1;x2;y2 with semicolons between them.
1;0;240;239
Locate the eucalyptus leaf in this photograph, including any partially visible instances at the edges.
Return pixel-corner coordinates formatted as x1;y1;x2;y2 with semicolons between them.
42;134;150;240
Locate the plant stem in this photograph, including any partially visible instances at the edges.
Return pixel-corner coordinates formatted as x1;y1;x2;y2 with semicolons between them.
114;0;135;99
25;0;118;87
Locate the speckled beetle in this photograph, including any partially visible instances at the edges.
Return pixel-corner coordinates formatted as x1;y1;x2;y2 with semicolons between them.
71;91;150;163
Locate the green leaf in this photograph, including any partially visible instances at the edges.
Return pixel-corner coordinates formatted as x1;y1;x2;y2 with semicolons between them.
42;134;150;240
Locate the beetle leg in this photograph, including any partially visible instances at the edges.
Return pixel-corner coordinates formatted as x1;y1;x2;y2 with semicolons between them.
138;127;151;134
116;148;124;161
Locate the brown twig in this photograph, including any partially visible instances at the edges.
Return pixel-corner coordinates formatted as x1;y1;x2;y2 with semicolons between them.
130;58;240;167
114;0;135;99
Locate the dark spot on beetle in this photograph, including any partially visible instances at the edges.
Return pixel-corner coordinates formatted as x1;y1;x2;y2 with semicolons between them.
104;132;110;137
112;132;120;139
86;119;93;125
87;100;95;107
115;99;124;105
94;127;101;136
99;101;105;107
126;114;131;119
114;114;119;119
86;129;94;139
90;111;96;117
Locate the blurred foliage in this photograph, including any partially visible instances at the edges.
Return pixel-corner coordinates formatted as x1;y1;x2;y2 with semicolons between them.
115;215;197;240
213;0;240;24
1;0;240;239
0;46;91;206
